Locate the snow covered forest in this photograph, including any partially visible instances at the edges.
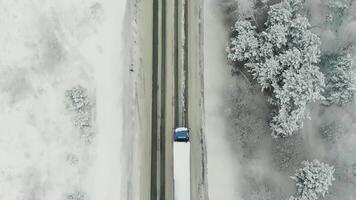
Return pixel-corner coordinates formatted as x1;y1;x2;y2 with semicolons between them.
206;0;356;199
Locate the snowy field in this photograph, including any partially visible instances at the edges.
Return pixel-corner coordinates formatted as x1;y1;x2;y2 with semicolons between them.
205;0;356;199
0;0;135;199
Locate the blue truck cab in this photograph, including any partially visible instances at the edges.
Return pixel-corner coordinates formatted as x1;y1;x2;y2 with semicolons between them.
174;127;190;142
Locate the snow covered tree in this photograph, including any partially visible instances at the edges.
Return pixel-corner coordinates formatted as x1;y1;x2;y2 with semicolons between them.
321;54;356;106
290;160;335;200
227;20;259;62
227;0;325;137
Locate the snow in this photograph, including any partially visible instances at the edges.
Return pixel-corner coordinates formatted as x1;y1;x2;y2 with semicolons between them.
175;127;189;132
204;0;243;199
89;0;128;199
0;0;132;199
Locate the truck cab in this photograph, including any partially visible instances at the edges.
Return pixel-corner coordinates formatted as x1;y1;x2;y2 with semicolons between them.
173;127;190;142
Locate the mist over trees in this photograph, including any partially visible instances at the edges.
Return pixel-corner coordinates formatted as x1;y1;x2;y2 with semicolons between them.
316;0;356;106
323;0;355;29
227;0;325;137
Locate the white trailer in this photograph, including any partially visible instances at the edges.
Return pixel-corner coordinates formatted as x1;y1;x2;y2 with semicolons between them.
173;142;190;200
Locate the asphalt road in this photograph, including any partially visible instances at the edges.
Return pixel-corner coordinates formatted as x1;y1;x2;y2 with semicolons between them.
150;0;174;199
186;0;209;199
134;0;153;199
137;0;208;199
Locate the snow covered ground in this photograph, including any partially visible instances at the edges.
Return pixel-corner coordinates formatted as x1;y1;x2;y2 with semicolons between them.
0;0;136;199
204;0;243;199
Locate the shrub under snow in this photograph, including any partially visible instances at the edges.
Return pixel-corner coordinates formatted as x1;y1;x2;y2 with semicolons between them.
65;85;95;143
65;85;91;129
290;160;335;200
227;0;325;137
65;85;90;112
66;190;86;200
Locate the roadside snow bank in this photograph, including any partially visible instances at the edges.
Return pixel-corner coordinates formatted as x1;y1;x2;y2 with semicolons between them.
88;0;128;199
204;0;243;199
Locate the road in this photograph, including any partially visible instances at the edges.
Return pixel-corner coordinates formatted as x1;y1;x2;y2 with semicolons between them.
136;0;207;199
186;0;208;199
149;0;174;199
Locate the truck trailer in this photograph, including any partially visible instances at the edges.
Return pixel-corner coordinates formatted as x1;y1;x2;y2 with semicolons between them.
173;127;190;200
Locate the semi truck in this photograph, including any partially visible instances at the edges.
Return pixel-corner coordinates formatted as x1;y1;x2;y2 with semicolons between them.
173;127;190;200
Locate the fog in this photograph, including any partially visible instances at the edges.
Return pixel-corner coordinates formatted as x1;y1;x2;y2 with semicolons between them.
304;1;356;198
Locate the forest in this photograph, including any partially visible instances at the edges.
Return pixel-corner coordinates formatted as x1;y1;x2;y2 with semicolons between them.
222;0;356;199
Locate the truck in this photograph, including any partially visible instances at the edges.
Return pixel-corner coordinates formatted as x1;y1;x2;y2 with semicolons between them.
173;127;190;200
